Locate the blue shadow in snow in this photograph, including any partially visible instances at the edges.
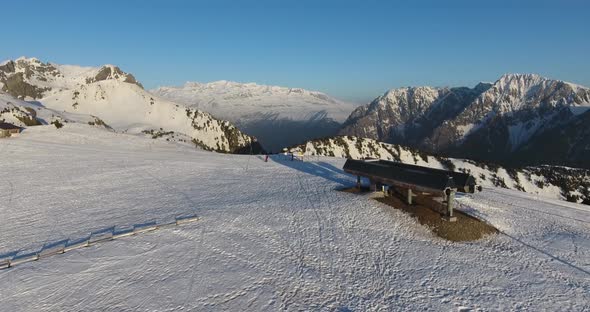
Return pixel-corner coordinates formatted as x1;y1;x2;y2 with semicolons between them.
272;157;354;187
23;101;49;125
0;250;19;260
42;239;69;249
12;250;39;260
91;226;115;236
113;226;134;236
25;100;46;108
66;235;91;247
133;221;157;229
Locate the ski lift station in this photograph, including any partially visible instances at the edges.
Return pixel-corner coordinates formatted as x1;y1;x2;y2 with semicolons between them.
343;159;481;222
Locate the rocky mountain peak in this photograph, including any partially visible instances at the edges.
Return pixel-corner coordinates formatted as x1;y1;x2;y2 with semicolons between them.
85;65;143;89
376;86;442;116
0;57;145;99
476;73;590;115
339;73;590;168
473;82;493;94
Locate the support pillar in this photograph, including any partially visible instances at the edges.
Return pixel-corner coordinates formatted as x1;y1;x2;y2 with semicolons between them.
407;188;413;205
443;189;457;222
370;180;377;192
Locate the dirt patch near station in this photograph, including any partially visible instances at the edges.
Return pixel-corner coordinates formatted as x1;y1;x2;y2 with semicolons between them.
340;186;372;194
339;187;498;242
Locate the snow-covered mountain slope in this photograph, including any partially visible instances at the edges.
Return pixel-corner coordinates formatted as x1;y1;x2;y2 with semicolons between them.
288;136;590;204
339;74;590;168
152;81;356;151
0;57;260;153
0;91;111;129
440;74;590;163
1;125;589;310
512;108;590;169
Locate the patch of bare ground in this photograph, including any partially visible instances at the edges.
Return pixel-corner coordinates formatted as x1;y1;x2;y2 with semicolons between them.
339;187;498;242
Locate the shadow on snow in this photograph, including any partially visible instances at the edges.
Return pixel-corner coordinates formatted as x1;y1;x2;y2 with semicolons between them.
271;156;354;187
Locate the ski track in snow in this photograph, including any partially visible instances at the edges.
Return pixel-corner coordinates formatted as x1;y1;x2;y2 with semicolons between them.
0;125;589;311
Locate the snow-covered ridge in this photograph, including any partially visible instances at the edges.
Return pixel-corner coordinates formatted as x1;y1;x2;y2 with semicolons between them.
288;135;590;205
0;57;260;153
474;73;590;115
347;86;444;125
176;80;334;100
152;80;355;122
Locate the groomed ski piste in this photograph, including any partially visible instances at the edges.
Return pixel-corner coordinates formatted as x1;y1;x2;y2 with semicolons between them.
1;124;589;311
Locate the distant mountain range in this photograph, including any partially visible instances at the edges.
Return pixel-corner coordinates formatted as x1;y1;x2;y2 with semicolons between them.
339;74;590;168
2;57;589;169
0;57;262;153
152;81;355;151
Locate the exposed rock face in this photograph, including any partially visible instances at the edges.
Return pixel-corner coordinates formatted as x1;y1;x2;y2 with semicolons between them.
0;58;143;100
0;60;16;74
1;72;50;99
511;109;590;169
0;59;57;99
340;84;490;148
436;74;590;157
339;74;590;168
341;86;441;141
86;66;143;89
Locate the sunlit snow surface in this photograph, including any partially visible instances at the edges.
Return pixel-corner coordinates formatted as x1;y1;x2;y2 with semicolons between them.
1;125;589;311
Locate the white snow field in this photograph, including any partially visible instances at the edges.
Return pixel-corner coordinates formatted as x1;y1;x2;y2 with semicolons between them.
1;125;589;311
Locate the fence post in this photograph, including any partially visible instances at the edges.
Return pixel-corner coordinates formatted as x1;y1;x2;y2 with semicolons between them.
0;259;10;270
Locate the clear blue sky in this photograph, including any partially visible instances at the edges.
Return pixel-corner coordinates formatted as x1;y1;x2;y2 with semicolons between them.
3;0;589;103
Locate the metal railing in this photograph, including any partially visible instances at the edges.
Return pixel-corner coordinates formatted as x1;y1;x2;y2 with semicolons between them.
0;214;199;270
